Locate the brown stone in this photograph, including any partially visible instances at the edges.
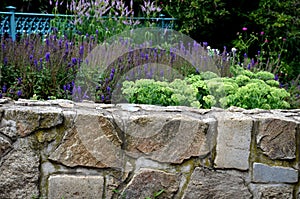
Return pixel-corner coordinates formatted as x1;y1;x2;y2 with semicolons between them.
49;112;124;168
257;118;297;159
121;169;179;199
122;113;211;164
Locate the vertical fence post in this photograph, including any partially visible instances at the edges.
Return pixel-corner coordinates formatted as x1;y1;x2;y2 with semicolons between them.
159;14;165;29
6;6;16;41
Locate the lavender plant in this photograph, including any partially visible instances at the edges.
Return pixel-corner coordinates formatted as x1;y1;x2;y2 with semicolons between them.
0;33;97;100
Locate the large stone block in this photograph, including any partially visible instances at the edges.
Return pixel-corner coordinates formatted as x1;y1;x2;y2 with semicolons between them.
214;112;253;170
4;106;63;137
121;169;179;199
249;184;293;199
48;175;104;199
252;163;298;183
182;167;252;198
0;138;40;199
114;111;215;164
49;111;124;168
257;118;297;160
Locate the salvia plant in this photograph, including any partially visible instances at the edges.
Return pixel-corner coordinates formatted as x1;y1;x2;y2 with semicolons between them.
0;33;97;100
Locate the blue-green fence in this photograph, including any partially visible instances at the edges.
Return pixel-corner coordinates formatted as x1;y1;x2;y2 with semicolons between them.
0;6;176;41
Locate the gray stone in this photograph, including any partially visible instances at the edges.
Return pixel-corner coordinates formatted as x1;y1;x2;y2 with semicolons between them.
122;169;179;199
214;112;253;170
0;119;17;140
0;138;40;199
182;167;252;199
249;184;293;199
4;106;63;137
49;112;124;168
0;134;12;157
252;163;298;183
0;98;11;104
48;174;104;199
257;118;297;160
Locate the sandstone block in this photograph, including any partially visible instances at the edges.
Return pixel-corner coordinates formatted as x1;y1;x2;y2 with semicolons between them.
121;112;213;164
214;112;253;170
182;167;252;198
48;175;104;199
49;111;123;168
252;163;298;183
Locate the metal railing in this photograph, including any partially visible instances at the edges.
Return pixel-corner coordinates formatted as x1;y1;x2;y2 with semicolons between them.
0;6;176;41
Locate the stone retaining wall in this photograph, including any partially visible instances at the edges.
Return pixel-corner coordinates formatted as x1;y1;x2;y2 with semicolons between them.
0;99;299;199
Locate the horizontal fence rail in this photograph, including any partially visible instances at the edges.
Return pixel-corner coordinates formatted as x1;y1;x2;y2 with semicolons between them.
0;6;176;41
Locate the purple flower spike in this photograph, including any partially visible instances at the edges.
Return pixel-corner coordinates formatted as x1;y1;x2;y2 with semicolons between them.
274;74;279;81
2;85;7;93
110;73;114;80
46;38;49;46
77;86;82;95
203;42;208;47
244;53;248;58
107;86;111;93
247;63;251;70
63;85;67;92
242;27;247;31
17;77;22;85
72;57;77;65
4;57;8;65
79;45;84;56
17;90;22;97
251;58;255;66
45;52;50;62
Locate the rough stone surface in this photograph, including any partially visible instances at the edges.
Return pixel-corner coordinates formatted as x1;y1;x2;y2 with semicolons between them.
182;167;252;199
214;112;253;170
122;169;179;199
48;175;104;199
257;118;297;160
49;112;123;168
117;112;212;164
0;134;12;157
0;138;40;199
4;106;63;137
252;163;298;183
0;119;17;140
249;184;293;199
